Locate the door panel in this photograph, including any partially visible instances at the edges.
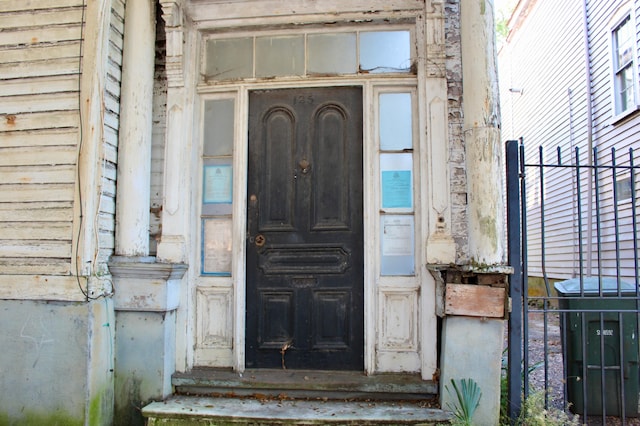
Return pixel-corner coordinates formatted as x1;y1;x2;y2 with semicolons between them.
246;87;363;370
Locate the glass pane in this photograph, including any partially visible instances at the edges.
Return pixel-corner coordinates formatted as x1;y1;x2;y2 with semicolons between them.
360;31;411;73
202;218;232;276
380;215;415;276
256;35;304;77
205;38;253;81
616;66;635;114
615;17;633;68
308;33;357;74
380;153;413;210
615;176;632;201
380;93;412;150
203;99;234;156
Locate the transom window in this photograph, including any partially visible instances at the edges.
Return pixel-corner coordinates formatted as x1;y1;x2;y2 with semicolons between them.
612;15;637;117
203;29;413;82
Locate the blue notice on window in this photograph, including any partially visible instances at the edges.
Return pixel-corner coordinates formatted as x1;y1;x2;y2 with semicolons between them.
382;170;412;208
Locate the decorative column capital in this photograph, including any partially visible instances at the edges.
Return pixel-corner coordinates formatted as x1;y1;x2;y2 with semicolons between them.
160;0;186;87
424;0;446;78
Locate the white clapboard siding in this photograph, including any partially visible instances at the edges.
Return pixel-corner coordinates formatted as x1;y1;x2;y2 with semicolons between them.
3;93;79;115
0;0;126;300
0;25;82;47
0;128;78;148
499;0;640;282
0;222;72;240
0;184;75;203
0;110;79;132
0;43;81;65
0;9;84;30
0;165;75;184
0;203;72;223
0;259;71;275
0;146;77;166
0;0;82;13
0;75;78;97
0;241;72;258
0;58;80;80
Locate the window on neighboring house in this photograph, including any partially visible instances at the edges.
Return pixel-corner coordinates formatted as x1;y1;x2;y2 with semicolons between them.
612;15;637;117
615;174;633;202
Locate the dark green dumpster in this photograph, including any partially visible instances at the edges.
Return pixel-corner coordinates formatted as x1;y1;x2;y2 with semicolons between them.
555;277;639;417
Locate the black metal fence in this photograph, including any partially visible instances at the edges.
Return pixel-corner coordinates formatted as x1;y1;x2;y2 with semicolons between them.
506;139;640;425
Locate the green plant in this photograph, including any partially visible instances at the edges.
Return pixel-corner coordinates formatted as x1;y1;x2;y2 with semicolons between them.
499;348;580;425
445;378;482;426
499;348;543;424
515;390;580;426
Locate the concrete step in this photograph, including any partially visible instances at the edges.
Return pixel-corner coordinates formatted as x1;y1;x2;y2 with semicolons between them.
172;369;439;401
142;395;452;425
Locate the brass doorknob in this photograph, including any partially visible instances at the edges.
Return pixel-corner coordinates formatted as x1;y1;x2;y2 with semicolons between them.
255;234;266;247
299;159;310;174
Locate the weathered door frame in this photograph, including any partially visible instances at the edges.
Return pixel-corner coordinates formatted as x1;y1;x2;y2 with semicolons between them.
177;9;450;381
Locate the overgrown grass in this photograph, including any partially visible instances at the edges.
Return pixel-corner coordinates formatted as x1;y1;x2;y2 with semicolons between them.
500;349;580;425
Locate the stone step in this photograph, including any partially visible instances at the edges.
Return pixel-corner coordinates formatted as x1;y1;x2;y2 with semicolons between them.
172;369;439;401
142;395;453;425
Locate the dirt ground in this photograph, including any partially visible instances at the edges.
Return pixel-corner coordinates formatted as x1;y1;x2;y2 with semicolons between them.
518;312;640;425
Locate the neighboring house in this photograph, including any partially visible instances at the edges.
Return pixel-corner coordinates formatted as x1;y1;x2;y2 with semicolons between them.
499;0;640;284
0;1;509;425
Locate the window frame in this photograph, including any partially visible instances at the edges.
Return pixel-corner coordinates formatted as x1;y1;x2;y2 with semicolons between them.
610;10;640;122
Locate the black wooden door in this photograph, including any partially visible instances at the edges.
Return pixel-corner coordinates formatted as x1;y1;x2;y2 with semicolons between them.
246;87;364;370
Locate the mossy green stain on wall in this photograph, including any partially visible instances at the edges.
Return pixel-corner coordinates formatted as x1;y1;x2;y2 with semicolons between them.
478;214;498;252
0;410;82;426
88;386;113;426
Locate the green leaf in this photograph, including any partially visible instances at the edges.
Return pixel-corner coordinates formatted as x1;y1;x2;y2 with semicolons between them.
445;378;482;425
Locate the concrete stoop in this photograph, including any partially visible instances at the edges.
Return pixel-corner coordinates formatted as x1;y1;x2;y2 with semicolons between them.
142;369;451;425
142;395;452;425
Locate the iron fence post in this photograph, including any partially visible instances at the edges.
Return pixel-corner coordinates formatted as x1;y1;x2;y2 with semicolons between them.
506;139;523;422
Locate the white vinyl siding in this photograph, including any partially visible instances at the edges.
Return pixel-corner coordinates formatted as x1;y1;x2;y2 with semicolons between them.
588;0;640;280
499;0;588;279
499;0;640;283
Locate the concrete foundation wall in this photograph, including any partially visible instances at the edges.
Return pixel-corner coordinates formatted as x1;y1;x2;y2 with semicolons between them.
114;310;176;426
440;316;504;426
0;299;114;426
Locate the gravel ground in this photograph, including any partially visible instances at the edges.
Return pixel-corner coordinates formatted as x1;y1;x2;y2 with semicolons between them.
515;311;640;425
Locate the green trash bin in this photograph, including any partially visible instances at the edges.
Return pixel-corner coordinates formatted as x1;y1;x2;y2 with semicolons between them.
555;277;639;417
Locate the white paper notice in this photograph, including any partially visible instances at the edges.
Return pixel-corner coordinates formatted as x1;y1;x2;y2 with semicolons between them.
203;218;232;274
382;215;413;256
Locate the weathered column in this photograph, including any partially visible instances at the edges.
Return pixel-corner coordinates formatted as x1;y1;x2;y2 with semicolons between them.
461;0;505;266
439;2;507;425
110;2;186;425
115;0;156;256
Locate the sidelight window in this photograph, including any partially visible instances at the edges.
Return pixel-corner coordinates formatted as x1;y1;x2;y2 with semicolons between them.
378;91;415;276
201;97;235;276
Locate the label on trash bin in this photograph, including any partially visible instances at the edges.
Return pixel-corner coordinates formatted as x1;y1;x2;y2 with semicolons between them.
595;329;614;336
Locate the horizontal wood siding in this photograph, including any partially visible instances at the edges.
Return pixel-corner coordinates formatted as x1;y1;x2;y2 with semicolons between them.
0;0;123;296
96;0;124;271
150;11;167;256
0;0;84;277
